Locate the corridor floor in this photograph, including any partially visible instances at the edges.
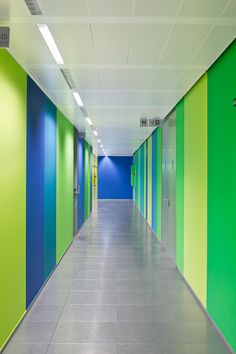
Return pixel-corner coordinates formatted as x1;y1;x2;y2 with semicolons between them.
3;201;230;354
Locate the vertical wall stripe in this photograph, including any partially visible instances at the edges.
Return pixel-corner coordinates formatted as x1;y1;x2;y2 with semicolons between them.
44;98;56;279
26;77;45;308
78;137;85;229
140;145;144;215
56;110;74;262
176;99;185;272
207;40;236;351
152;130;157;232
143;142;147;218
147;136;152;226
0;50;27;350
184;74;207;307
156;129;162;241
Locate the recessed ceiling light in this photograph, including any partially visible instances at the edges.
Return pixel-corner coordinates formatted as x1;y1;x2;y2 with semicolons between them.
86;117;93;126
97;139;101;143
100;144;103;148
93;130;98;136
37;24;64;65
72;91;83;107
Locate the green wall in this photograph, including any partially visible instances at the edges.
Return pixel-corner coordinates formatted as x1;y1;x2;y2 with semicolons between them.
56;110;74;262
147;136;152;225
133;39;236;353
0;50;27;349
207;41;236;350
184;74;208;307
176;99;184;272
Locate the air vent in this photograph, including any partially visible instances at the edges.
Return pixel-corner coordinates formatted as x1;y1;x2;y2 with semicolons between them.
80;107;89;117
24;0;42;15
60;69;76;90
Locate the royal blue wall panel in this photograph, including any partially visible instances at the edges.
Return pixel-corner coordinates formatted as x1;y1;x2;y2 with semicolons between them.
78;137;85;229
44;98;56;279
26;77;45;308
98;156;133;199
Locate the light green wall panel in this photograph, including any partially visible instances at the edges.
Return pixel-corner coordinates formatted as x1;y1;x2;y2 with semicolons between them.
184;74;208;307
176;99;185;273
56;110;74;262
147;136;152;226
0;49;27;350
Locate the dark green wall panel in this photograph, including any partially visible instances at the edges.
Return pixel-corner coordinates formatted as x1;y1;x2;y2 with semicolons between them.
207;40;236;351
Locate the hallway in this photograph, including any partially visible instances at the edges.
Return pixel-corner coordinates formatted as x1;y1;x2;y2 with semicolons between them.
3;201;229;354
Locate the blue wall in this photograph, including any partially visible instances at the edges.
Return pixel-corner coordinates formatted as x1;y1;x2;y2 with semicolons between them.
98;156;133;199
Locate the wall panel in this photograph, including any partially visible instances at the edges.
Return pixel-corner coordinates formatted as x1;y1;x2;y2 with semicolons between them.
184;74;208;306
0;50;27;350
176;99;185;272
56;110;74;262
44;98;56;279
78;137;85;229
207;40;236;350
26;77;45;308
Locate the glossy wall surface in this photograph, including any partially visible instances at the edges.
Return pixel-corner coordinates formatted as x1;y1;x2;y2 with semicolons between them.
0;50;93;351
133;39;236;352
0;49;27;350
98;156;133;199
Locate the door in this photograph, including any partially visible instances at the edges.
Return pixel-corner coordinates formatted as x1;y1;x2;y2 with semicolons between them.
73;129;78;236
162;110;176;262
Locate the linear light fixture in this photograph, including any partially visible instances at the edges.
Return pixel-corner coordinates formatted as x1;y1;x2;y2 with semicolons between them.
37;24;64;65
93;130;98;136
86;117;93;126
97;139;101;143
100;144;103;148
73;91;84;107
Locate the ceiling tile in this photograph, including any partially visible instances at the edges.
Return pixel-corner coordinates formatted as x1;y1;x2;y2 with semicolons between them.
88;0;133;16
50;24;94;64
9;24;56;65
123;92;148;106
143;91;169;105
135;0;182;16
0;0;28;16
39;0;88;15
128;24;171;64
124;69;154;89
30;67;68;91
173;69;205;91
92;24;131;64
178;0;229;17
221;0;236;17
160;25;212;65
79;91;104;106
150;69;182;89
99;69;126;90
71;68;100;89
191;25;236;66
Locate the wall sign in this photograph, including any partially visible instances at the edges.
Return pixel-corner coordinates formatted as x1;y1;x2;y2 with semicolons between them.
0;27;10;47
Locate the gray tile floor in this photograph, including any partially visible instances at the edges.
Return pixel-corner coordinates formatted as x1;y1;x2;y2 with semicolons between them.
3;201;230;354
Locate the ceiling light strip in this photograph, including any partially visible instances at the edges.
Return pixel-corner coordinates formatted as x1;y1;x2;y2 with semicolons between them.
37;24;64;65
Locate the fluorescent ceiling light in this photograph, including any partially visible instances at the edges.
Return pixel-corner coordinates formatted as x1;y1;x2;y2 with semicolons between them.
72;91;83;107
100;144;103;148
86;118;93;126
37;24;64;65
97;139;101;143
93;130;98;136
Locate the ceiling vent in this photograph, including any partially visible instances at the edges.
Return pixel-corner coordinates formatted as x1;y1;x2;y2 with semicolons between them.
24;0;42;15
60;69;76;90
80;107;89;117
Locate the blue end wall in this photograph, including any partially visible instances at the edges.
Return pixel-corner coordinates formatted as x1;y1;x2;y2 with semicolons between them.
98;156;133;199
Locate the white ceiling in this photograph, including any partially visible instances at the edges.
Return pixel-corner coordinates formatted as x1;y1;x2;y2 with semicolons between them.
0;0;235;156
